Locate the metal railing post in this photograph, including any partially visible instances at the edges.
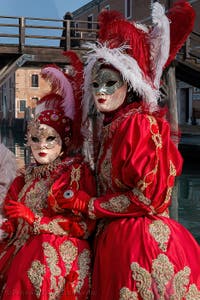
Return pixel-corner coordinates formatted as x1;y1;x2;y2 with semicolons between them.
19;17;25;52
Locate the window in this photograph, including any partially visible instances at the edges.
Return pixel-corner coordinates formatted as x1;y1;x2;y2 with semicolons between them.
31;74;39;87
87;15;93;30
125;0;132;19
20;100;26;112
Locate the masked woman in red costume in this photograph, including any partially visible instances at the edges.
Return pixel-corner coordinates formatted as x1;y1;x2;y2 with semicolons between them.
0;53;96;300
60;2;200;299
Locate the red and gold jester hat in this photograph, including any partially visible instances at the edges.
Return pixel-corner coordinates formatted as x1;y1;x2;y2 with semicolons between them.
28;51;84;153
82;1;195;122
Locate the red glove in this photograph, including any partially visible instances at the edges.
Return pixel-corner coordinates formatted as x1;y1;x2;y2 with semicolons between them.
58;190;90;214
4;200;35;225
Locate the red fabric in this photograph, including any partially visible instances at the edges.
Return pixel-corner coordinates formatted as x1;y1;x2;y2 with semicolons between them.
89;103;200;299
0;156;96;299
165;0;195;67
60;271;78;300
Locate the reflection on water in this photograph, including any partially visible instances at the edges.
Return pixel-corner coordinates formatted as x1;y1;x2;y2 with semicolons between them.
1;127;200;242
178;152;200;243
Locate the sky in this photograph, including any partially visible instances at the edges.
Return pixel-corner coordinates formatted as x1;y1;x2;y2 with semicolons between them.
0;0;91;19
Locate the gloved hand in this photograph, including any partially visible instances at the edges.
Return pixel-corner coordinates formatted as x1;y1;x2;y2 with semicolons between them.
4;200;35;225
58;190;90;214
48;185;91;214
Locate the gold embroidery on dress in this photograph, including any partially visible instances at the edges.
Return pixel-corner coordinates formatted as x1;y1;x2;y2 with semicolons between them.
131;262;154;300
164;161;177;205
37;218;69;235
23;179;50;214
119;287;138;300
129;254;198;299
70;165;81;189
59;240;78;275
152;254;174;298
28;260;46;298
171;266;190;299
99;146;113;194
76;249;91;294
25;157;62;182
136;116;161;194
100;195;130;212
43;242;64;300
149;220;171;252
185;284;200;300
88;197;96;220
147;115;162;149
132;188;151;206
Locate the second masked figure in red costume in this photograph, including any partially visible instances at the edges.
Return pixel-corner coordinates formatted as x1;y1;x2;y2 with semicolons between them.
59;2;200;299
0;52;96;300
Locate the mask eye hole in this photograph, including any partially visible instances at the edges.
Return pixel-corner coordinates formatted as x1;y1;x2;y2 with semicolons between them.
106;81;117;87
31;136;39;143
47;136;56;142
92;82;99;88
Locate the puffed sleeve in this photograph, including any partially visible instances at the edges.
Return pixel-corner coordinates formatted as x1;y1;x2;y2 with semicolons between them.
88;112;183;219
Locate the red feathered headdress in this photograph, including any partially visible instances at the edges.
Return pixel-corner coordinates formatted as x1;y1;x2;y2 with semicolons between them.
33;51;84;152
82;1;195;122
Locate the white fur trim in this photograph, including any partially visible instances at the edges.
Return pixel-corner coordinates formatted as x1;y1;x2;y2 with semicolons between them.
82;43;159;123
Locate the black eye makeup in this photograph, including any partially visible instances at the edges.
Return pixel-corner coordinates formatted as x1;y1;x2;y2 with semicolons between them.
31;136;39;143
46;136;56;142
106;81;117;87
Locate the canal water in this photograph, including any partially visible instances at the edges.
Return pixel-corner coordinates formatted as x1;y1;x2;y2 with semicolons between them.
1;127;200;243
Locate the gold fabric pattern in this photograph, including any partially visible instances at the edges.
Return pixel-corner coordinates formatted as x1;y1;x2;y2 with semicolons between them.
152;254;174;298
76;249;91;294
23;179;50;214
131;262;154;300
59;240;78;275
185;284;200;300
25;157;62;182
70;165;81;189
129;254;198;299
99;147;113;194
100;195;130;212
171;266;190;299
36;218;69;236
164;161;177;205
43;242;64;300
149;220;171;252
88;197;96;220
132;188;151;206
119;287;138;300
28;260;46;298
147;115;162;149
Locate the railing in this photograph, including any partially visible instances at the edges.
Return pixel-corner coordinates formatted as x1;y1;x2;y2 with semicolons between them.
0;15;98;51
0;15;199;63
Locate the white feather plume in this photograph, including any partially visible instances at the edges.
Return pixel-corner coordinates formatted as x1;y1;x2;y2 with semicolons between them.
150;2;170;88
41;66;75;120
82;43;159;123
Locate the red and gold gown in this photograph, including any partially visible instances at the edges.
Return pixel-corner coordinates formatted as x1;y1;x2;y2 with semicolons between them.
88;103;200;300
0;156;96;300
